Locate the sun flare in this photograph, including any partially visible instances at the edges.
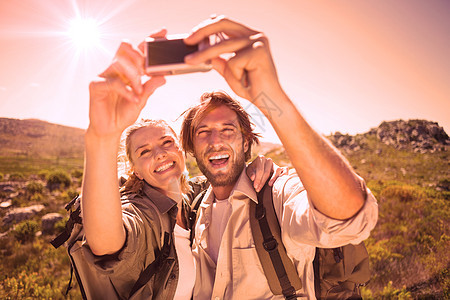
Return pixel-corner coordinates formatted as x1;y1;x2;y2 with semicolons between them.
67;18;101;50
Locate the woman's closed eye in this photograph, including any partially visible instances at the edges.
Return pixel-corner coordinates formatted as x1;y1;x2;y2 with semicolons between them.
139;149;151;156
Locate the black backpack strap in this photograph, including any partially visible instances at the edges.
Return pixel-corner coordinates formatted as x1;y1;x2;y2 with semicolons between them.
51;200;82;248
184;176;209;247
129;231;172;298
187;189;207;246
65;260;74;295
250;182;302;299
66;240;88;300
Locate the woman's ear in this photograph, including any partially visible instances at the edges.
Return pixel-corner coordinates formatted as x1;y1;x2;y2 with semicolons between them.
134;171;143;180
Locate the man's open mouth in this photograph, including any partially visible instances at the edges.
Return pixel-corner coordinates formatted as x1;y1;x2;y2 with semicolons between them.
208;154;230;167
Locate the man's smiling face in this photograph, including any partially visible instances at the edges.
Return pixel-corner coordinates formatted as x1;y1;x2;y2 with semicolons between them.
193;105;248;188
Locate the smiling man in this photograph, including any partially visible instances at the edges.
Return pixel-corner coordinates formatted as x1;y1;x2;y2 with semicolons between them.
180;17;379;300
186;98;256;199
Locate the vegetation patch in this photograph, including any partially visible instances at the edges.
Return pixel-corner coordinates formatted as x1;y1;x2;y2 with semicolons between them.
0;118;448;298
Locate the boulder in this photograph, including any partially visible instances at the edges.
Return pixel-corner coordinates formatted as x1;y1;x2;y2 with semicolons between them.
371;119;448;153
41;213;64;234
0;200;12;208
3;204;45;226
0;182;17;194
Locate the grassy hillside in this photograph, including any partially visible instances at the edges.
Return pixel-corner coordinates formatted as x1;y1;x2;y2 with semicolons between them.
0;118;84;177
0;118;84;158
265;123;449;299
0;118;448;299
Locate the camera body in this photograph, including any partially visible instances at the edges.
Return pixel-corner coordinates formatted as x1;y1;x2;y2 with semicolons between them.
144;34;212;76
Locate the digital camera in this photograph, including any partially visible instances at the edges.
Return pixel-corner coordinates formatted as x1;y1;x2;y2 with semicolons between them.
145;34;212;76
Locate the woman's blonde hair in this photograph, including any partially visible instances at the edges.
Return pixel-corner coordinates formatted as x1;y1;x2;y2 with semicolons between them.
118;119;190;195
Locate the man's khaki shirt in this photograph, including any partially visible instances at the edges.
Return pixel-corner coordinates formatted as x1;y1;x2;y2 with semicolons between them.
192;169;378;300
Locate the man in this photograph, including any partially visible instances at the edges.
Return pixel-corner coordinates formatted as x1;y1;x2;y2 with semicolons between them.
180;17;378;299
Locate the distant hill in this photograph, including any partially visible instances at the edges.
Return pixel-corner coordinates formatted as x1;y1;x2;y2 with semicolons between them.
264;119;449;190
0;118;85;159
1;117;448;184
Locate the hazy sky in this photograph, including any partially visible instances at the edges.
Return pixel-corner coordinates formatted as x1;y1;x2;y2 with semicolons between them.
1;0;449;143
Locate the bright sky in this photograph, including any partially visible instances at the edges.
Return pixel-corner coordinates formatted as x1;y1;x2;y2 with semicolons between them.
1;0;449;143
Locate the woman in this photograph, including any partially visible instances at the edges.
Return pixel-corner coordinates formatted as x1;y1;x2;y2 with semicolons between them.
78;30;282;299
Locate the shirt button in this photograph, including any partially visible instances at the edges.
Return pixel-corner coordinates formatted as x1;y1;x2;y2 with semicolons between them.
170;274;176;280
214;297;221;300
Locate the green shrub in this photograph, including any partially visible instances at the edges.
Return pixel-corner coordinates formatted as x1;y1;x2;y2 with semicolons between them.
380;184;425;203
10;172;25;181
46;170;71;190
30;193;44;203
0;237;82;299
376;281;412;299
71;169;83;179
12;220;39;244
11;195;28;208
437;178;450;191
37;170;49;180
60;188;79;202
26;181;44;195
360;286;373;299
54;217;69;233
1;270;59;299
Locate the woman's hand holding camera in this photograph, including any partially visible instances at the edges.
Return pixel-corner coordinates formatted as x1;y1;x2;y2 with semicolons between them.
87;30;167;138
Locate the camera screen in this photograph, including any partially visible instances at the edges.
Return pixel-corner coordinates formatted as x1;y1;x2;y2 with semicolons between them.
146;39;198;65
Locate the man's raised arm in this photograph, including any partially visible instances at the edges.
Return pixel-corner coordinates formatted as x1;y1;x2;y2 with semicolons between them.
185;16;365;219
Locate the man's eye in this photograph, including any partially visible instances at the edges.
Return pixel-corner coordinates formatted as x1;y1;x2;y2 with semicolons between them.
222;128;234;135
197;130;209;136
163;140;173;146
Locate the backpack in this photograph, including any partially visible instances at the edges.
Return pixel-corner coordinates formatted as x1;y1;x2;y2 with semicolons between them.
187;180;371;300
51;195;173;299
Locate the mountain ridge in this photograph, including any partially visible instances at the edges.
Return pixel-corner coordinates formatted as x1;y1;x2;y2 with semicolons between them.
0;117;448;160
0;117;85;158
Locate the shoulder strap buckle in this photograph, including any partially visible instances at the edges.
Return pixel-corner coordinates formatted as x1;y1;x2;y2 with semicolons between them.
263;238;278;252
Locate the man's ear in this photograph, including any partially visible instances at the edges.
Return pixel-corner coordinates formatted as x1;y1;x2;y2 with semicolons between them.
243;139;249;153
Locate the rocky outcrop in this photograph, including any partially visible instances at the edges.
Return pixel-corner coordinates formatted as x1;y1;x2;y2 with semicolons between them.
41;213;64;234
327;132;367;154
329;119;448;154
3;204;45;226
369;120;448;153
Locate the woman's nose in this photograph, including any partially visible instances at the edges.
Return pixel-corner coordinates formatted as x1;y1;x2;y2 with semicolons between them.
154;147;167;160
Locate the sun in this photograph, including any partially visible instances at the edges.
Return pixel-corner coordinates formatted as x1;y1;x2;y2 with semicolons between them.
67;17;101;50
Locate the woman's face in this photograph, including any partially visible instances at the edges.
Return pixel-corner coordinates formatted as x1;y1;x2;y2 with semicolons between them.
130;125;185;194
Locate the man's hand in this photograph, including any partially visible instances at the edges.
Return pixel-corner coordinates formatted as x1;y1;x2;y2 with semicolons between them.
184;16;283;102
87;30;167;138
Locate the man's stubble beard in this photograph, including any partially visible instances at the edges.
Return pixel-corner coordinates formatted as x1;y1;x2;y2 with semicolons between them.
195;144;246;187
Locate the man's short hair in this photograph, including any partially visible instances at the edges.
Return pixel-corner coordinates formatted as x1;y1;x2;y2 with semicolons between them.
180;91;260;161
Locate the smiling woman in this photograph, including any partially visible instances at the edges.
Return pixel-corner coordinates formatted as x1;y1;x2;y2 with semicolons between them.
67;17;102;50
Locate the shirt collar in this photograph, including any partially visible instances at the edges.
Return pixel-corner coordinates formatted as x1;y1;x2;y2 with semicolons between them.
200;167;258;207
230;168;258;203
141;182;178;214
